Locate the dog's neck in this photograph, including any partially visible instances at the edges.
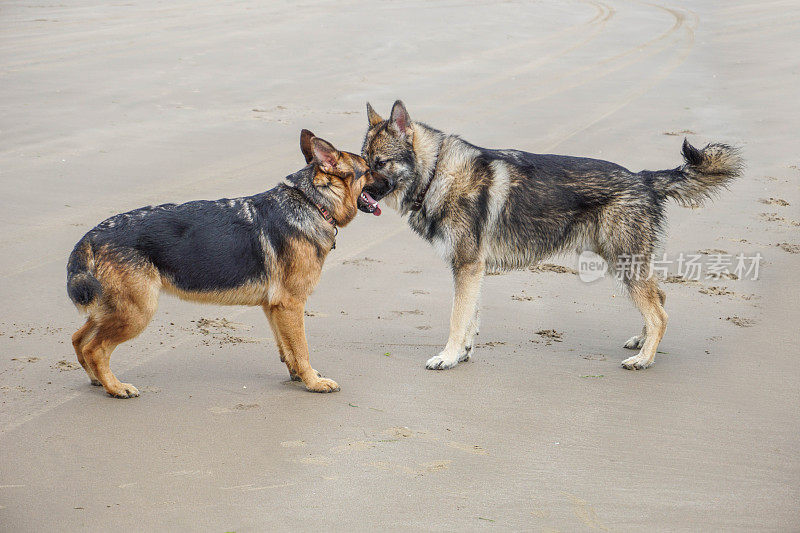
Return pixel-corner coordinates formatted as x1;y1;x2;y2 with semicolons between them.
289;167;347;224
405;123;445;212
284;167;340;249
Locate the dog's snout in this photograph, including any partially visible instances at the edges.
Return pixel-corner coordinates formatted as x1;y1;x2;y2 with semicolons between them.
368;169;388;186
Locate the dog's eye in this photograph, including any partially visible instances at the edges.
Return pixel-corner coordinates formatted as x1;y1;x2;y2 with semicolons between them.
374;159;388;170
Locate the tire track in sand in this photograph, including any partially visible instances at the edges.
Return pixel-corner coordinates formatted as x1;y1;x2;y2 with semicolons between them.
483;1;691;105
458;0;616;97
540;3;697;151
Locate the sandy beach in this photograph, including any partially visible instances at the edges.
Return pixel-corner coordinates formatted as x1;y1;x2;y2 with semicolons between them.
1;1;798;530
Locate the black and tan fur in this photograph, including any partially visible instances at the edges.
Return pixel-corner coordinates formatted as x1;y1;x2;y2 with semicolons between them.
361;100;743;371
67;130;387;397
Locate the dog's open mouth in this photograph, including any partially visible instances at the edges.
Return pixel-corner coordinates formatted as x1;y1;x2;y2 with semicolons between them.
358;191;381;216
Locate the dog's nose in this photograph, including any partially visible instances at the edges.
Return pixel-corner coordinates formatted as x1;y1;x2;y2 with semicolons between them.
370;169;387;181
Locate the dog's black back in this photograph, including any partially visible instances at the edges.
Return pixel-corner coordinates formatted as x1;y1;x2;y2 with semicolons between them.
68;169;331;297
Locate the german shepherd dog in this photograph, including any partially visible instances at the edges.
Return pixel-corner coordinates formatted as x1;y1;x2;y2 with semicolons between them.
361;101;742;371
67;130;385;397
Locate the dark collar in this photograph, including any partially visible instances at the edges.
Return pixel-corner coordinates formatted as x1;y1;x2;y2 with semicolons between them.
410;138;443;212
314;202;336;227
293;184;338;250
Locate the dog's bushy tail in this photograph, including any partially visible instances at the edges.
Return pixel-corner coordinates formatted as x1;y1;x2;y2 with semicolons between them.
67;238;102;308
650;139;743;206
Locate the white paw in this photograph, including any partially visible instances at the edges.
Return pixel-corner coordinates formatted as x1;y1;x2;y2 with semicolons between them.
426;351;461;370
621;353;654;370
623;335;645;349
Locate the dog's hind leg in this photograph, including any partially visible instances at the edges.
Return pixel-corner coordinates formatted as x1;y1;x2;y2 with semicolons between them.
85;302;155;398
72;318;101;385
623;289;665;349
81;266;159;398
597;207;666;360
427;261;485;370
84;308;153;398
82;336;139;398
621;278;668;370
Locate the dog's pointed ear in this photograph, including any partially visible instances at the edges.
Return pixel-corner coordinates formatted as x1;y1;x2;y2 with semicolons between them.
389;100;412;137
311;137;339;171
367;102;383;127
300;129;316;164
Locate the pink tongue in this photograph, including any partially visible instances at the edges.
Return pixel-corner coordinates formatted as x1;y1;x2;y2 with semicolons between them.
363;191;381;216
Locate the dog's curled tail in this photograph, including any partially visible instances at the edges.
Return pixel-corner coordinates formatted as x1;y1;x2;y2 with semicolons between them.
652;139;743;206
67;238;102;308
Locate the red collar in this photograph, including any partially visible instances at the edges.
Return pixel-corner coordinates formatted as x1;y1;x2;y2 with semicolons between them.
312;201;338;250
291;182;338;250
314;202;336;227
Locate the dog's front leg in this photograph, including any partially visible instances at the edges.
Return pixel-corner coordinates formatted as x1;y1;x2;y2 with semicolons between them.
426;261;485;370
264;304;301;381
462;302;481;361
270;299;339;392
